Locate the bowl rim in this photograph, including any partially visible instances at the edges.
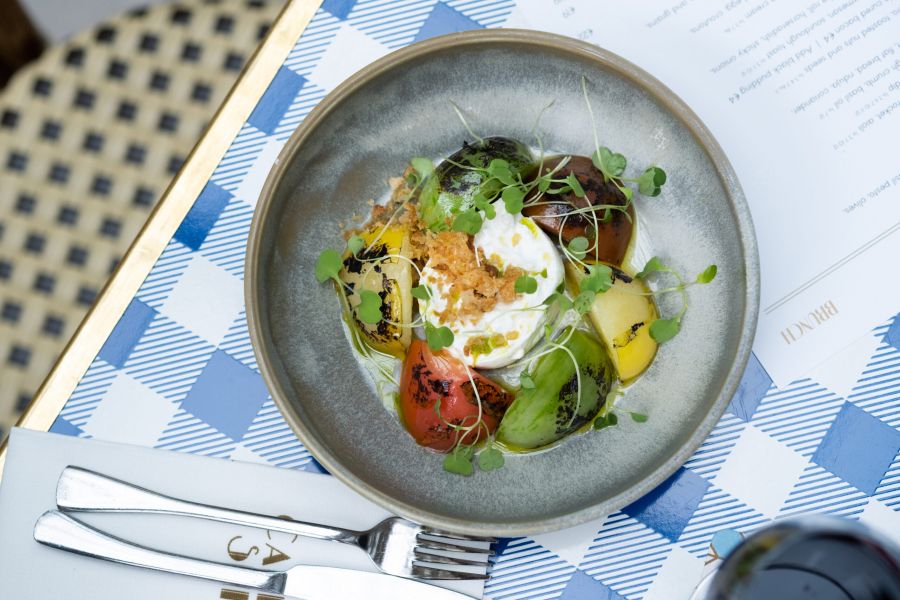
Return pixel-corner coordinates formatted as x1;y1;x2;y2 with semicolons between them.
245;28;760;536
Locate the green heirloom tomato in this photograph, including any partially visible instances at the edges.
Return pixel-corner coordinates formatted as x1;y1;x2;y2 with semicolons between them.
418;136;533;231
497;329;616;450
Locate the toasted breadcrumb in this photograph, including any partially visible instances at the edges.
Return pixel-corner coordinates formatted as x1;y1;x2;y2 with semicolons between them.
426;231;523;323
348;168;523;324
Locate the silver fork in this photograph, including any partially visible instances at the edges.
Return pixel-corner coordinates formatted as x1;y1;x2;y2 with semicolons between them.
56;466;493;581
34;511;473;600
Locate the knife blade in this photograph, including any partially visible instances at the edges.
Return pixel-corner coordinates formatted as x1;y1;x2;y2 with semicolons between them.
282;564;474;600
34;511;475;600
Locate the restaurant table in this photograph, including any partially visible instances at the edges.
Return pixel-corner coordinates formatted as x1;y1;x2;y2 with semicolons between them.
3;1;899;599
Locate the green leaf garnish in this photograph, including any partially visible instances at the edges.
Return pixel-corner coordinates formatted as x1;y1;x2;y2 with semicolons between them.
315;249;342;283
425;323;455;351
568;236;589;259
347;235;365;256
451;209;483;235
637;256;667;279
638;166;666;196
519;371;536;389
411;285;431;301
515;275;538;294
581;264;613;294
696;264;718;284
631;412;648;423
477;446;505;471
502;186;526;214
443;445;474;476
357;290;383;324
592;147;626;177
545;185;572;195
473;192;496;219
594;412;619;430
566;173;586;198
649;317;681;343
574;290;596;314
487;159;515;186
410;157;434;181
538;177;551;193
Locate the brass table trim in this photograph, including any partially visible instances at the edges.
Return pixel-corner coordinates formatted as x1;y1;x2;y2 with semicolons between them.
0;0;324;474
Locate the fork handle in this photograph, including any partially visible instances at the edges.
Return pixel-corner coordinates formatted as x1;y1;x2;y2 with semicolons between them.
34;511;285;593
57;466;360;545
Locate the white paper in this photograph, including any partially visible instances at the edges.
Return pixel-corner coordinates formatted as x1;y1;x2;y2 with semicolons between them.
0;429;485;599
517;0;900;386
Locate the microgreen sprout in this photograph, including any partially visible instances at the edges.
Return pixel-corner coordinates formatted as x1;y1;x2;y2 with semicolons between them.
515;275;538;294
593;411;618;430
347;235;365;256
594;386;648;430
573;290;595;315
581;264;613;294
356;290;383;325
424;322;454;351
635;256;718;343
566;172;586;198
696;264;718;284
477;443;505;471
411;285;431;301
436;359;507;477
409;157;434;185
580;75;667;209
637;166;666;197
443;444;475;476
451;209;483;235
315;249;343;283
449;100;484;145
567;236;589;259
502;186;526;214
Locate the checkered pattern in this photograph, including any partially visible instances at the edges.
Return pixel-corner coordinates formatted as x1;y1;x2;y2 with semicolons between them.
48;3;900;599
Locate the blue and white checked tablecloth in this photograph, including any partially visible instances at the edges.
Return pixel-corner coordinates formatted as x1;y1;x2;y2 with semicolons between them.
47;2;900;599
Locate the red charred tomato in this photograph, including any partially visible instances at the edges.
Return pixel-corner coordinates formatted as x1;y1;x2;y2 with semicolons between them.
399;340;513;452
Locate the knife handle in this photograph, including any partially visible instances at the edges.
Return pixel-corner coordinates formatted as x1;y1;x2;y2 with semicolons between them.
34;511;286;594
57;466;359;545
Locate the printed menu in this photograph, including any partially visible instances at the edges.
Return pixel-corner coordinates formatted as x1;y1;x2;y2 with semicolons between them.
513;0;900;385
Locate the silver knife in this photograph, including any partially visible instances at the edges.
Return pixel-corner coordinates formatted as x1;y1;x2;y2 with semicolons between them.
34;511;475;600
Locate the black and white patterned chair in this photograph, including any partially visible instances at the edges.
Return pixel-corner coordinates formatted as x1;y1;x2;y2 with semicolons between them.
0;0;283;439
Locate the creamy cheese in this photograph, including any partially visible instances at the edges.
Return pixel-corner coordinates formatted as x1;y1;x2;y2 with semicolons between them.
419;201;564;369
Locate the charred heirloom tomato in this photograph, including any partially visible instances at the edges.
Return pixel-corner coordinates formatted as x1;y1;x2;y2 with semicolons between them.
523;155;634;266
314;89;717;475
399;340;513;452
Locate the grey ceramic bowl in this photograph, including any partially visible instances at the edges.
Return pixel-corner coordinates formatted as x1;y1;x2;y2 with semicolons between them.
246;29;759;536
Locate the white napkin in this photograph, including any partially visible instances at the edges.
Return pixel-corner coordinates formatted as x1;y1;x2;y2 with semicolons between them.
0;429;485;599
